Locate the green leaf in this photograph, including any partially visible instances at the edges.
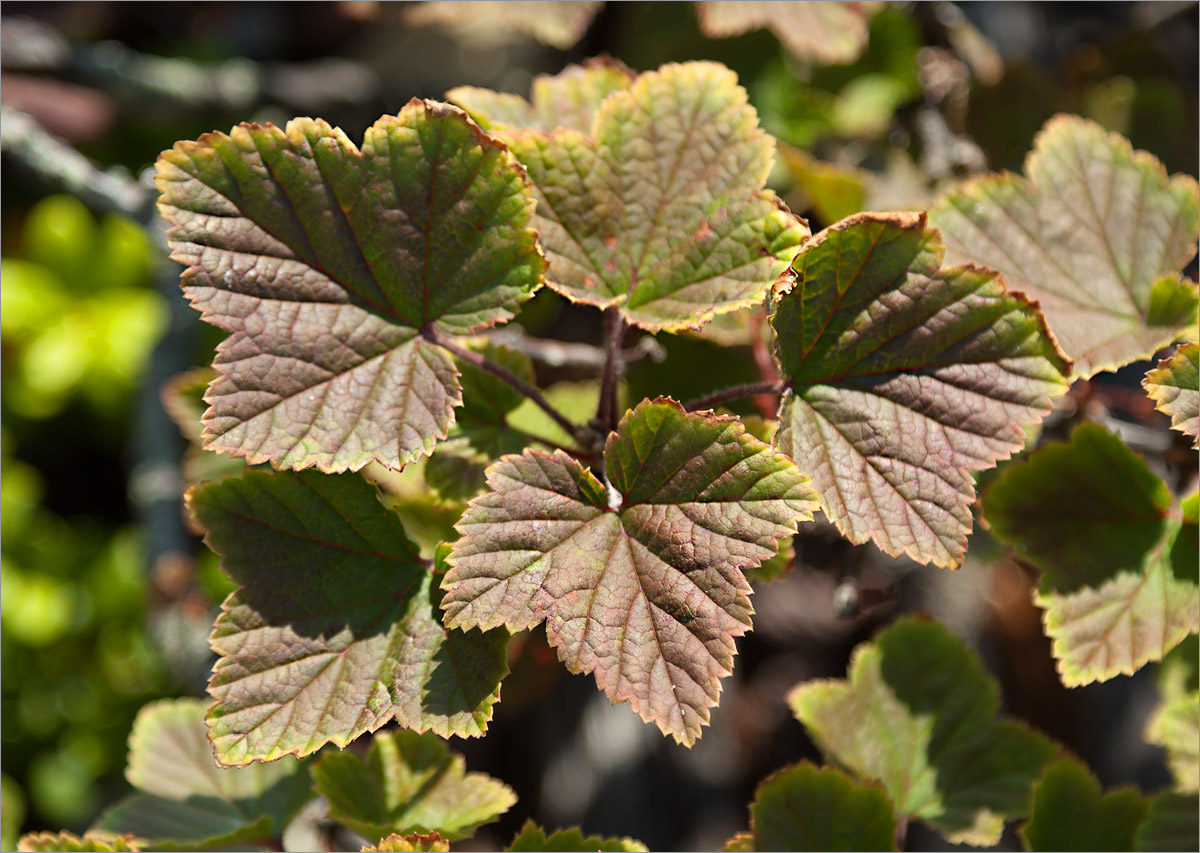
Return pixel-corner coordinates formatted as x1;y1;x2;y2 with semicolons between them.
18;833;140;852
695;1;879;65
1145;689;1199;793
744;536;794;584
187;469;508;765
310;730;515;842
1144;342;1199;448
982;424;1199;686
363;832;450;852
443;397;818;745
931;114;1200;377
504;819;648;852
747;762;896;852
451;61;809;332
789;617;1059;845
771;212;1070;568
449;57;635;134
92;699;311;850
156;99;545;473
1135;792;1200;852
1019;759;1146;852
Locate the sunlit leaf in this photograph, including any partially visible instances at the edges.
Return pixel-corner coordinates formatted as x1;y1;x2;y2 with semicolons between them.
695;1;880;65
92;699;311;849
931;115;1199;378
451;61;809;332
1135;792;1200;852
504;820;648;852
746;762;896;851
310;730;515;842
1144;342;1199;448
1146;640;1199;792
362;832;450;852
789;618;1058;845
188;470;508;765
771;212;1070;568
156;99;545;473
983;424;1199;686
404;1;601;49
1019;759;1145;852
443;398;818;745
18;833;139;853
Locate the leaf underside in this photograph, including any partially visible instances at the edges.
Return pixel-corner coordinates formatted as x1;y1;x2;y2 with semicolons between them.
789;618;1058;846
1019;759;1146;852
931;114;1200;378
695;1;879;65
93;699;312;850
188;469;508;766
771;211;1070;568
1144;342;1199;449
443;397;818;745
505;820;648;852
311;730;516;842
450;61;810;332
983;424;1199;686
156;99;545;473
404;1;602;50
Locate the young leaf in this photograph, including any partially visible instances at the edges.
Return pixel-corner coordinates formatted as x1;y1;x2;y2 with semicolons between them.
695;1;879;66
156;99;545;473
1144;342;1199;448
504;820;648;852
931;115;1200;377
788;617;1059;846
983;424;1199;686
746;762;896;852
92;699;311;849
310;730;516;842
443;397;818;745
363;833;450;852
1019;759;1146;852
450;57;635;134
187;469;508;765
450;61;809;332
17;833;139;853
771;212;1070;568
1135;792;1200;852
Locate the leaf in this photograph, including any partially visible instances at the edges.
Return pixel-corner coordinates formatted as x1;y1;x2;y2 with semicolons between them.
1144;342;1199;448
1019;759;1146;852
504;820;648;852
449;57;635;135
363;833;450;852
982;424;1199;686
443;397;818;745
1135;792;1200;852
156;99;545;473
451;61;809;332
188;469;508;765
18;833;140;853
1145;688;1199;793
92;699;311;850
788;617;1059;845
161;366;218;443
310;730;515;842
744;536;794;585
930;114;1200;378
771;211;1071;568
778;144;867;226
747;762;896;852
695;1;880;66
404;1;601;49
720;833;755;852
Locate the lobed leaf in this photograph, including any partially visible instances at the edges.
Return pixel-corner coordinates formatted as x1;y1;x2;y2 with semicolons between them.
931;115;1200;378
443;397;818;745
1019;759;1145;852
695;1;880;66
311;729;515;842
983;424;1199;686
746;762;896;851
504;820;648;852
789;618;1059;846
450;61;809;332
1135;792;1200;852
404;1;601;49
188;469;508;766
92;699;311;850
771;212;1070;568
363;833;451;852
1144;342;1199;448
156;99;545;473
18;833;139;853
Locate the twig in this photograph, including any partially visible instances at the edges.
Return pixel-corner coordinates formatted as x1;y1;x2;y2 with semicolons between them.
487;326;665;371
423;327;581;442
684;380;788;413
597;308;625;432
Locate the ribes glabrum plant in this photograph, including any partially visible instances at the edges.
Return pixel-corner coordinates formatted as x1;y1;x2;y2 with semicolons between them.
20;58;1199;853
